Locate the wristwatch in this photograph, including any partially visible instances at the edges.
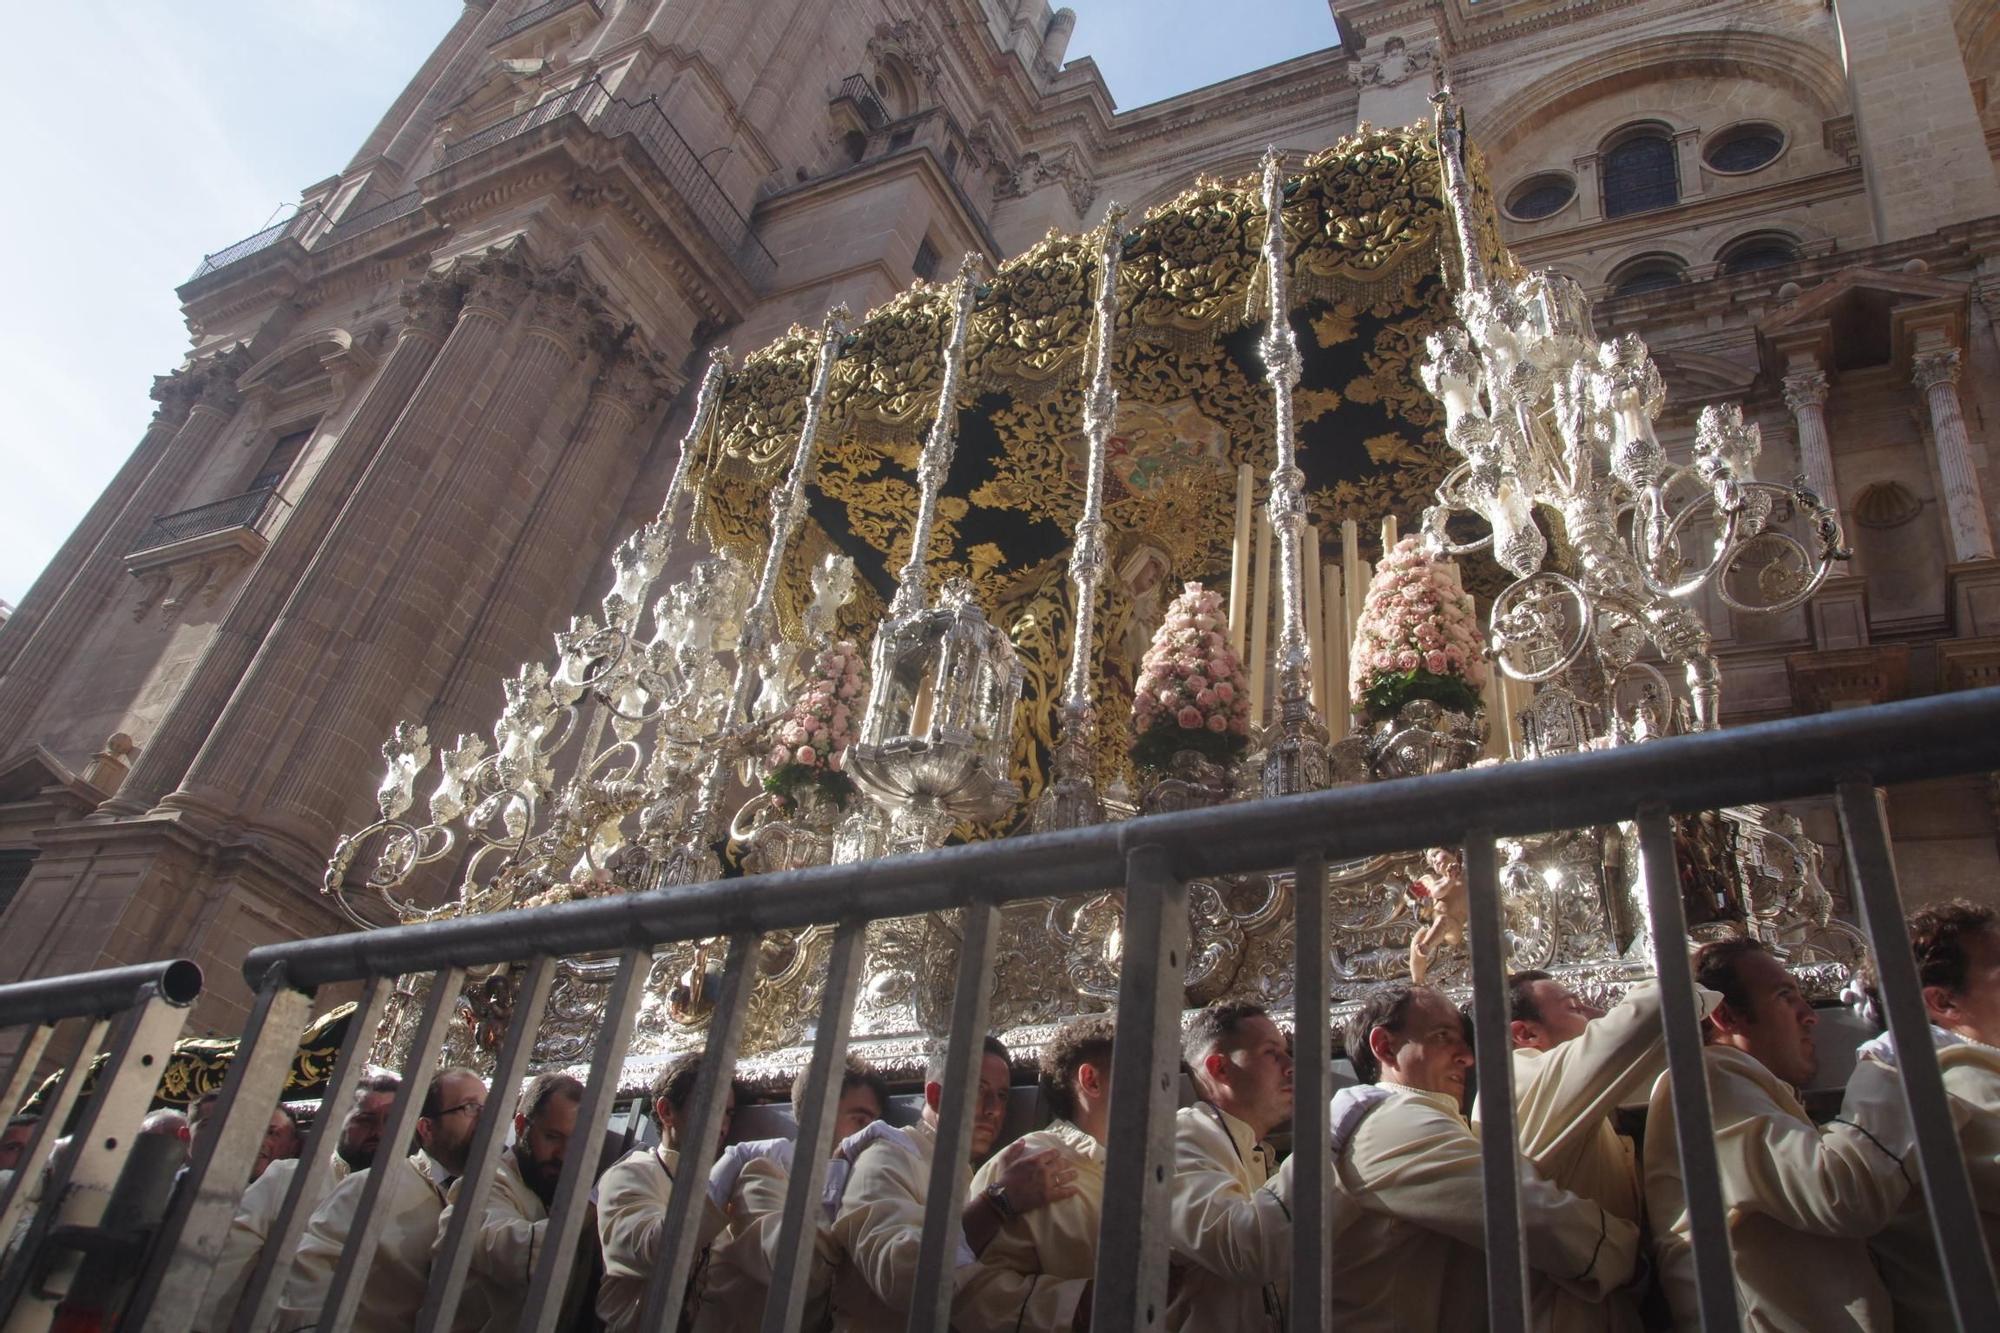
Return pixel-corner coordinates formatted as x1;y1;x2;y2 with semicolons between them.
982;1182;1016;1221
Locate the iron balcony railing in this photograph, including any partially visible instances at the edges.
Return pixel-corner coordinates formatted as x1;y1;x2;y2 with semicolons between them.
127;486;280;557
834;73;892;131
321;190;425;246
187;210;318;282
496;0;600;42
5;690;2000;1331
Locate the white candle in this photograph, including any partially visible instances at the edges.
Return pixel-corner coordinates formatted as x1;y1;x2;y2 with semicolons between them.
1323;565;1346;741
1341;519;1365;659
1303;529;1325;714
1228;463;1253;657
1380;513;1399;553
1249;512;1273;729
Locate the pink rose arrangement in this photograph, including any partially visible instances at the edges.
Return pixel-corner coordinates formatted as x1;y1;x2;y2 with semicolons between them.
1350;536;1488;720
762;640;865;809
1129;582;1251;772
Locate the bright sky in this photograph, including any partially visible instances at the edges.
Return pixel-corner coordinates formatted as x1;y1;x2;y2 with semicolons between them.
0;1;1339;603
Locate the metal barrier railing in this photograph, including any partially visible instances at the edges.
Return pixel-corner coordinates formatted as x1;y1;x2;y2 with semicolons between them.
5;690;2000;1331
495;0;600;43
127;487;281;557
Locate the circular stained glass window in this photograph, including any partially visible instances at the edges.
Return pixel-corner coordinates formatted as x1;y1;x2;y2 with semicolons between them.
1506;173;1576;221
1704;124;1785;174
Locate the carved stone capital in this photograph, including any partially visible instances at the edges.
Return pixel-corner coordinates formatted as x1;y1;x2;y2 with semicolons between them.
593;348;669;416
1912;347;1961;393
400;272;463;340
1781;367;1828;414
458;250;537;319
148;367;199;431
186;346;251;418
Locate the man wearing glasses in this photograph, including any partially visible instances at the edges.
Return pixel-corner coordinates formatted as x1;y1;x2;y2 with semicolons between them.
195;1072;401;1331
280;1067;487;1332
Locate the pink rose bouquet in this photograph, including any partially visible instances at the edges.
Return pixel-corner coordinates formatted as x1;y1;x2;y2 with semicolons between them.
1129;583;1251;771
1350;536;1488;720
762;639;865;808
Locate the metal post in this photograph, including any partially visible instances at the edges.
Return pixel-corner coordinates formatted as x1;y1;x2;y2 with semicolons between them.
1462;829;1527;1332
1635;806;1740;1331
315;965;465;1333
1289;853;1330;1333
519;948;649;1333
421;956;557;1331
131;977;316;1333
762;918;868;1333
229;974;394;1333
908;901;1000;1333
0;1018;99;1242
638;932;760;1331
1836;780;2000;1329
0;982;196;1331
1091;843;1188;1333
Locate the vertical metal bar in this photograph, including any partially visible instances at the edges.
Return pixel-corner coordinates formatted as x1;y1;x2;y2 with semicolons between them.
1090;843;1188;1333
907;901;1000;1333
420;956;557;1331
1462;828;1527;1333
0;1023;53;1118
1289;853;1330;1333
132;977;316;1333
1635;806;1741;1331
638;932;760;1332
0;1018;98;1241
519;947;649;1333
0;984;194;1331
1836;780;2000;1329
315;966;465;1333
229;974;394;1333
762;919;868;1333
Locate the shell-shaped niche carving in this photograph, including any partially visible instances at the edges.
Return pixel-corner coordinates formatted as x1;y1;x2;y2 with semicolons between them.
1852;480;1922;530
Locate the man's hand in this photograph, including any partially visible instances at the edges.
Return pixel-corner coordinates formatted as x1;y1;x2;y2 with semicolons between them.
990;1141;1081;1215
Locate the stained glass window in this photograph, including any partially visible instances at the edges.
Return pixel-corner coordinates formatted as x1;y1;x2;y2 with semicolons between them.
1603;130;1678;217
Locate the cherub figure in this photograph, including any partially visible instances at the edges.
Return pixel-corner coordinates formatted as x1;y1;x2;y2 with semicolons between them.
1408;846;1468;984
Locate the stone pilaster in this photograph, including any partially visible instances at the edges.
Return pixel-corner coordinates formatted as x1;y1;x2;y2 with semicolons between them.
0;353;247;743
1782;367;1836;513
166;251;533;833
429;337;669;732
104;276;461;816
1913;347;1995;562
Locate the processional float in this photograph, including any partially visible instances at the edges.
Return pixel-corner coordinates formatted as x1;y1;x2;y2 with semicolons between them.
327;94;1858;1080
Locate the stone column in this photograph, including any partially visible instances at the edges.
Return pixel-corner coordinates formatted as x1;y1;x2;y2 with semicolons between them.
0;356;246;742
168;251;535;828
0;371;195;680
1914;347;1995;562
255;262;596;836
1782;366;1838;513
430;342;669;731
105;277;461;815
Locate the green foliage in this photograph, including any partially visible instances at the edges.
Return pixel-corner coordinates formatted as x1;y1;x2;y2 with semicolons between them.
1360;667;1483;722
1129;722;1248;774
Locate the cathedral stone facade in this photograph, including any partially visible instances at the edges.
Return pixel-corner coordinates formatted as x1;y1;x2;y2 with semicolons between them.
1;0;1996;1040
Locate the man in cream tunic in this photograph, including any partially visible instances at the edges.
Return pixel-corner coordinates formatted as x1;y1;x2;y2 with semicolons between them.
435;1072;583;1333
195;1074;400;1331
596;1054;737;1333
827;1036;1076;1331
698;1058;887;1331
279;1067;486;1332
1475;972;1720;1332
1330;985;1639;1332
1167;1001;1295;1333
1844;900;2000;1333
959;1016;1117;1332
1646;938;1913;1332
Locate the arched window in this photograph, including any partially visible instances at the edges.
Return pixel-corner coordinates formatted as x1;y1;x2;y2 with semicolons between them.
872;59;919;121
1718;232;1801;276
1608;254;1687;298
1602;126;1679;217
1505;172;1576;222
1703;123;1785;175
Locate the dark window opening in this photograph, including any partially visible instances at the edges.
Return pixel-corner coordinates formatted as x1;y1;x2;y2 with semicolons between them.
889;127;915;152
1610;259;1686;298
913;237;940;281
1720;237;1800;275
1507;175;1575;221
251;427;313;492
0;849;35;915
1603;131;1679;217
943;142;960;176
1705;126;1784;174
843;129;867;164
